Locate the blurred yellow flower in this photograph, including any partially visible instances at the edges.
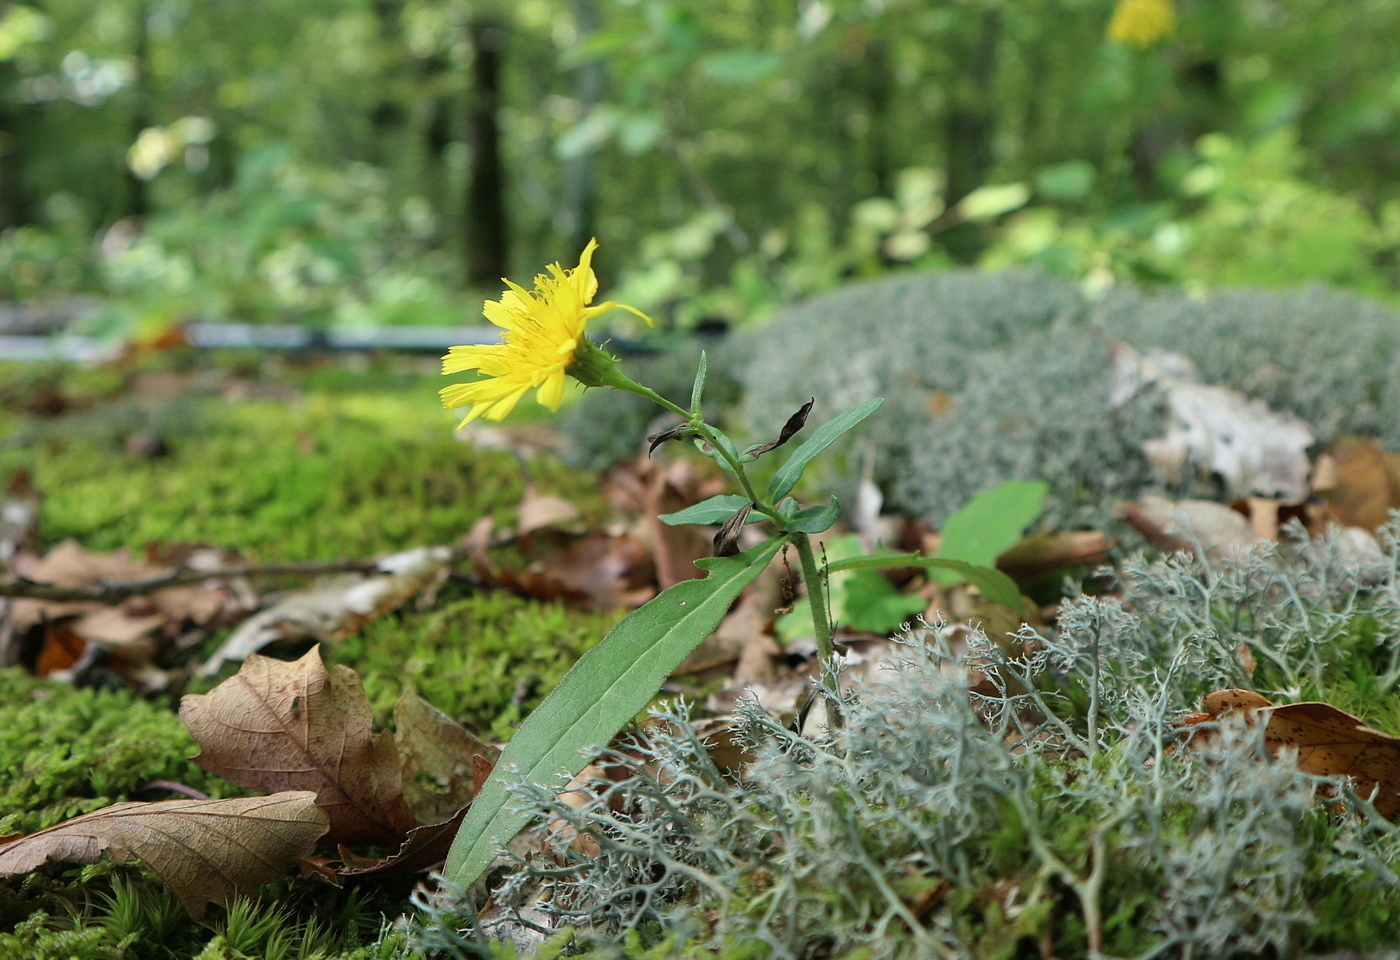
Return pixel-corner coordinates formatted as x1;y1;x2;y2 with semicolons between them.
1107;0;1176;48
440;239;651;427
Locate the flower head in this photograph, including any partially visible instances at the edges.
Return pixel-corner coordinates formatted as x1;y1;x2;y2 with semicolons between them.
1107;0;1176;48
440;239;651;427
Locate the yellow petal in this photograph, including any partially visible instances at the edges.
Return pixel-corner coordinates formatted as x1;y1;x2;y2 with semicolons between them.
536;371;567;410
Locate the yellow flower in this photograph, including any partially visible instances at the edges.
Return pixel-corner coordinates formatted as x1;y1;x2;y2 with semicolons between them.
440;239;651;428
1107;0;1176;48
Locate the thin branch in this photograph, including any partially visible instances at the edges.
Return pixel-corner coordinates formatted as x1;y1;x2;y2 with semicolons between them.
0;559;379;603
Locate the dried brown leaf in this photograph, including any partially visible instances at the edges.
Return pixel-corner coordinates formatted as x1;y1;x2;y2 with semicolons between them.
199;545;450;675
1313;438;1400;531
1191;689;1400;818
335;806;470;879
517;487;582;536
394;690;499;826
180;647;417;845
0;792;328;919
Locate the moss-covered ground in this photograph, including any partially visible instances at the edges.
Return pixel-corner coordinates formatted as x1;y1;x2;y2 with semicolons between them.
5;344;1400;960
0;353;614;958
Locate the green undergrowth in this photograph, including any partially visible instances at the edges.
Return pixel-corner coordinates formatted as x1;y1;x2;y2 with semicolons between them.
0;865;409;960
408;524;1400;960
0;670;226;837
0;356;603;562
337;592;618;739
1;356;622;958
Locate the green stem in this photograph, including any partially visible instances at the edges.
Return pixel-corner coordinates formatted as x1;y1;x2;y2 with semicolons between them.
613;378;783;522
793;532;842;727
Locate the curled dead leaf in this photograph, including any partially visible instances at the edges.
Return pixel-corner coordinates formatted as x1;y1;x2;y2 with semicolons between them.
0;792;328;919
394;690;499;826
180;647;417;845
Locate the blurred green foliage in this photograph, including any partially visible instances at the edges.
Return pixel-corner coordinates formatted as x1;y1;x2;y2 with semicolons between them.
1;0;1399;328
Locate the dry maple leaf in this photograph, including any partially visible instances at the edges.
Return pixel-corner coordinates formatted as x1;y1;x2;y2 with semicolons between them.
180;647;417;846
0;792;328;919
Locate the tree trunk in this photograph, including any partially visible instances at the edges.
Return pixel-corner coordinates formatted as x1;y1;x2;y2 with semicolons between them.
0;62;33;230
559;0;601;256
941;7;999;264
463;17;509;285
124;1;153;220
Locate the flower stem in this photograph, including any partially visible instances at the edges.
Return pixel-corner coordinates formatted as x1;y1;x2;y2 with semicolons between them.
793;532;842;728
614;378;783;523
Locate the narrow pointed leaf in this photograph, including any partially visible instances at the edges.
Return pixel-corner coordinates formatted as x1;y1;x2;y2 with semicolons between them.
782;497;841;534
443;534;788;888
766;398;884;503
690;351;708;414
659;494;752;526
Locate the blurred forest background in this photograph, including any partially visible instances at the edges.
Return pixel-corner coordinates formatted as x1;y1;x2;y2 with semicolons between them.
2;0;1399;336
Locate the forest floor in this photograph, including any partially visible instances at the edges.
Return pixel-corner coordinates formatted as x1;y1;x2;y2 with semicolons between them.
3;347;1400;959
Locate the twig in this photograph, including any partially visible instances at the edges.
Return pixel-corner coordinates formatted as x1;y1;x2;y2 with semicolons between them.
0;558;378;603
0;526;547;604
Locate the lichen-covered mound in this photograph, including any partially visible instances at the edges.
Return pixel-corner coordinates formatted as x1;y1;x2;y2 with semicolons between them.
728;272;1400;527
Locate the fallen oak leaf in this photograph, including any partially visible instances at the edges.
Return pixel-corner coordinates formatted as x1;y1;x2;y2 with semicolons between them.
1263;702;1400;820
1189;689;1400;818
336;805;470;879
0;792;328;919
394;690;499;826
180;647;417;846
1312;438;1400;532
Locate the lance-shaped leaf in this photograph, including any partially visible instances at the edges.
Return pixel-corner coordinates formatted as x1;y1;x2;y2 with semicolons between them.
780;497;841;534
0;793;328;919
443;534;788;889
743;398;814;459
766;398;884;503
180;647;417;846
825;553;1026;615
689;351;708;414
660;494;754;527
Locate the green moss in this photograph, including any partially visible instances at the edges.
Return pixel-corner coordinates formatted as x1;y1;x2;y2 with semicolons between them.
0;868;414;960
1;370;602;563
0;670;226;836
337;592;616;739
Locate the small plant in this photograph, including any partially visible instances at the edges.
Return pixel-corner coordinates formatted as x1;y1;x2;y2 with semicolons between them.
435;240;1023;890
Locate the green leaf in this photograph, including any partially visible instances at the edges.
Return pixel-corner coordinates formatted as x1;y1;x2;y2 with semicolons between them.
658;494;753;527
442;534;788;889
782;498;840;534
694;430;751;474
1034;160;1096;202
690;351;708;415
825;553;1026;615
765;398;884;503
840;569;928;633
955;183;1031;221
936;480;1049;574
